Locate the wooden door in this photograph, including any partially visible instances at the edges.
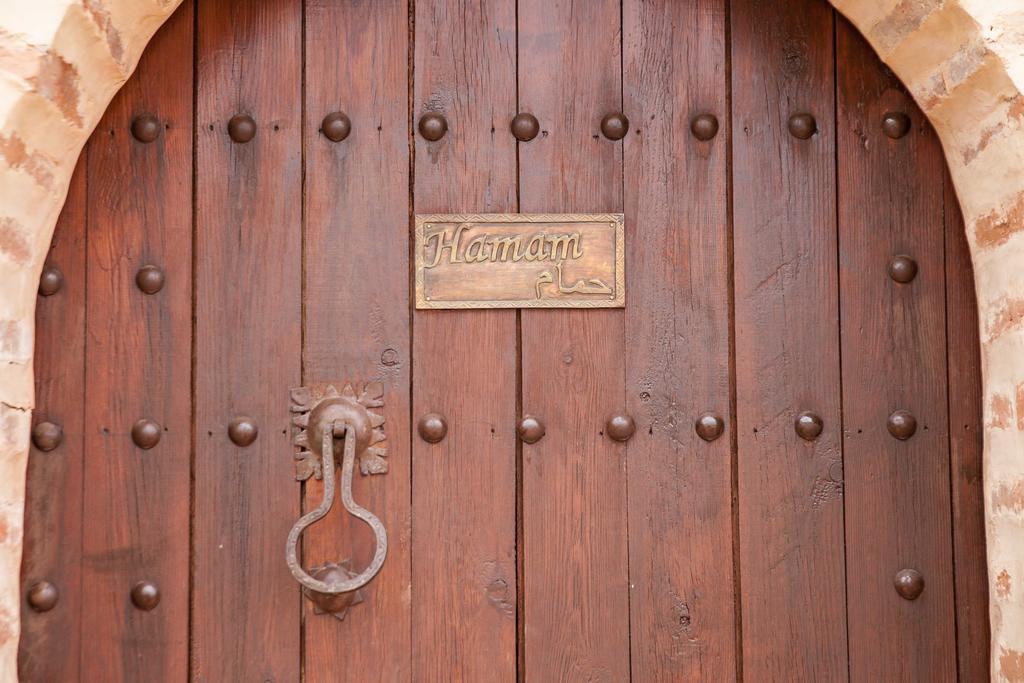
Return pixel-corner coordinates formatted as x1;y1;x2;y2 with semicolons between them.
20;0;989;680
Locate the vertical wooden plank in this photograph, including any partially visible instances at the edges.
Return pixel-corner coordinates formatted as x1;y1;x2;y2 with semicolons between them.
19;161;86;682
411;0;518;679
945;171;990;681
517;1;629;678
303;0;411;680
81;5;193;679
731;0;847;679
193;0;302;678
837;19;956;682
622;0;736;678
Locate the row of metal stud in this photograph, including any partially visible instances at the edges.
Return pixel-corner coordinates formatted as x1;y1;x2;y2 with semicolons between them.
122;110;914;146
27;580;159;613
416;408;923;444
31;416;258;452
36;251;920;300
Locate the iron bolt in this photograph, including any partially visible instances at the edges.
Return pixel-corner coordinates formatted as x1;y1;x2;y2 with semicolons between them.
228;416;259;447
517;416;545;444
600;112;630;141
893;568;924;600
322;111;352;142
887;410;917;440
511;112;540;142
131;419;162;449
27;581;58;612
690;113;720;141
130;581;160;610
135;265;165;294
38;266;63;297
418;413;448;443
131;114;161;143
788;113;816;140
32;421;63;452
228;114;257;143
695;413;725;442
418;113;448;142
795;411;824;441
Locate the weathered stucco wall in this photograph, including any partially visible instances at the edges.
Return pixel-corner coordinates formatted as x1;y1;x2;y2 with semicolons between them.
1;0;1023;680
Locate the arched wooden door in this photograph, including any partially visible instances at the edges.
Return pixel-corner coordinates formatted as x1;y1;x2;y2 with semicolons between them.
19;0;988;680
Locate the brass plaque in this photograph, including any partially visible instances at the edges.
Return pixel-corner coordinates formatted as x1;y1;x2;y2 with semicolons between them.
415;214;625;309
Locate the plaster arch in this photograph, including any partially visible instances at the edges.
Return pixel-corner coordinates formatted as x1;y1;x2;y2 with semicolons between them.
2;0;1023;680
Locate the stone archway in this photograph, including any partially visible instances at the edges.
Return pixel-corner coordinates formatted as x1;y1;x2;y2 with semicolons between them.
1;0;1023;680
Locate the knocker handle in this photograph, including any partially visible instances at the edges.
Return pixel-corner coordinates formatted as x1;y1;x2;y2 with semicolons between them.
285;422;388;595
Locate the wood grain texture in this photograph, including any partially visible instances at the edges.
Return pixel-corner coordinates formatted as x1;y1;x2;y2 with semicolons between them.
80;5;193;680
622;0;737;678
837;18;956;681
945;168;991;681
411;0;518;678
303;0;411;680
193;0;302;679
731;0;848;679
18;160;86;682
517;0;630;678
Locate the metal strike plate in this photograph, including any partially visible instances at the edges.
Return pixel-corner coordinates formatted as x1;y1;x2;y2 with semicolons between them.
414;213;625;309
289;382;388;481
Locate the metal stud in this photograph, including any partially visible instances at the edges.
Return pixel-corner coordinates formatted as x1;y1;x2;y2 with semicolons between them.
788;113;817;140
131;419;161;449
130;581;160;611
893;568;924;600
417;413;447;444
888;256;918;284
690;113;719;141
321;111;352;142
130;114;161;143
600;112;629;141
135;265;165;294
32;421;62;452
27;581;58;612
606;414;636;442
511;112;540;142
887;410;917;440
418;112;448;142
306;563;363;617
227;114;257;143
882;112;912;140
517;416;545;444
228;416;258;447
38;266;63;297
695;413;725;442
795;411;824;441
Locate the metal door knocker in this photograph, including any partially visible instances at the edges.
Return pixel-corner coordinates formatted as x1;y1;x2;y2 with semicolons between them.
286;383;388;620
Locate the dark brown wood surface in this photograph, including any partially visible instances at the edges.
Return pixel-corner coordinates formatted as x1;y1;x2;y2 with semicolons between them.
80;7;193;680
731;0;848;679
622;0;737;678
946;169;991;681
837;19;957;681
19;161;86;682
412;0;518;678
20;1;989;679
192;0;302;679
518;0;630;678
303;0;411;680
